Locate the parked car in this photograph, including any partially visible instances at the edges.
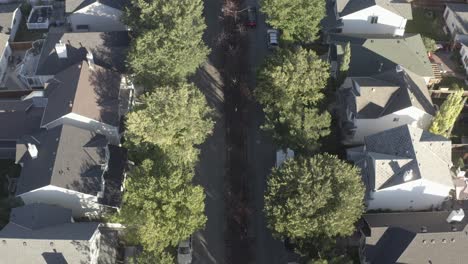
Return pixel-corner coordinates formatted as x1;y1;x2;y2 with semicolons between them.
177;236;193;264
246;7;257;28
267;29;279;49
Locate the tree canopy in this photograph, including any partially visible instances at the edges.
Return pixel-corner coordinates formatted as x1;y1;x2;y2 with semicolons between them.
126;83;214;164
264;154;365;239
429;89;466;138
261;0;326;42
119;159;206;253
255;47;331;153
124;0;209;86
422;36;437;53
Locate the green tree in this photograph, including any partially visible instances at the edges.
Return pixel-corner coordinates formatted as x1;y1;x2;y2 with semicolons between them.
429;89;466;137
118;159;206;253
126;83;214;164
130;250;175;264
128;28;210;86
124;0;209;86
338;42;351;84
308;256;353;264
264;154;365;239
255;48;331;153
422;36;437;53
261;0;326;42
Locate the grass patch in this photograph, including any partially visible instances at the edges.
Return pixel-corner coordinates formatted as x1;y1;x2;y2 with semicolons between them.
406;8;450;41
13;15;48;42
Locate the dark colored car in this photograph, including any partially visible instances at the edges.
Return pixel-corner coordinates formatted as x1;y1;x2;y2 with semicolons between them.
246;7;257;28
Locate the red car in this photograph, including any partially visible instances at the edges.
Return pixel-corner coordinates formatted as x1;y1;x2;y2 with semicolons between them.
245;7;257;28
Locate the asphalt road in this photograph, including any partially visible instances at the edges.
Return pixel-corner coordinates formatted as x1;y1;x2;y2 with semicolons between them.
193;0;290;263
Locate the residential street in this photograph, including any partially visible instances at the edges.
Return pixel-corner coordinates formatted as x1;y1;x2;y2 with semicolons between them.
193;0;289;263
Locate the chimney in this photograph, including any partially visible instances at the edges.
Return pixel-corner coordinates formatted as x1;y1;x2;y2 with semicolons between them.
396;65;403;72
55;41;67;59
447;209;465;223
27;143;38;159
86;50;94;70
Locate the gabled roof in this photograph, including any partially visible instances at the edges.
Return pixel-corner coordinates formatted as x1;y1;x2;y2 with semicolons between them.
66;0;129;13
336;0;412;19
16;124;108;196
36;31;130;76
362;210;468;264
329;33;434;78
359;125;453;191
446;3;468;35
344;69;435;119
41;61;121;127
0;204;100;264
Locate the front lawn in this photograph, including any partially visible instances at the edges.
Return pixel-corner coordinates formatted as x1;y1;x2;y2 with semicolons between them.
406;8;450;41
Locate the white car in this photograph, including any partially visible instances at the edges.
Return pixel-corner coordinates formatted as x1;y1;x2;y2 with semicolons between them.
267;29;279;49
177;236;193;264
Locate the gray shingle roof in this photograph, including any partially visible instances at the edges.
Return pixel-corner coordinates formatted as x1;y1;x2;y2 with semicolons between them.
66;0;129;13
41;61;121;127
329;33;434;78
363;211;468;264
336;0;412;19
0;204;100;264
16;124;108;195
343;69;435;119
352;125;452;191
0;99;44;141
36;31;130;76
446;3;468;35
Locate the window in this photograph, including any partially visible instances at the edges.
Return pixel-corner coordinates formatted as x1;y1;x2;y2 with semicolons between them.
464;56;468;66
13;19;16;25
444;10;449;20
370;16;378;24
393;117;399;122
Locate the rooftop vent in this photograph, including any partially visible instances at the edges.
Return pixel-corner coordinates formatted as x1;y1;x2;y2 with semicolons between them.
27;143;38;159
403;169;414;182
447;209;465;223
55;41;67;59
396;65;403;72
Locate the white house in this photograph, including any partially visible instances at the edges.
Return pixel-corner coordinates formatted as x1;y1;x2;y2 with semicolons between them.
0;203;115;264
334;0;412;36
0;3;21;84
15;124;110;217
66;0;129;32
347;125;454;211
443;4;468;44
339;69;435;145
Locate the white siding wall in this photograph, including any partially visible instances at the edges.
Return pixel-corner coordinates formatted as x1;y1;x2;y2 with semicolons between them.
68;2;128;32
19;185;104;217
10;7;21;40
89;227;102;264
460;44;468;75
42;112;120;145
444;7;459;36
346;106;433;145
367;179;452;211
341;6;407;36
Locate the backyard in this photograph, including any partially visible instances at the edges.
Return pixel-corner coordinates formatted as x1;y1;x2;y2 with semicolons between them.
406;8;449;41
13;15;48;42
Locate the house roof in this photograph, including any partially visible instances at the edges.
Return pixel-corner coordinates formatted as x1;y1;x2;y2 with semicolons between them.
66;0;129;13
336;0;412;19
362;211;468;264
16;124;108;196
41;61;121;127
0;204;100;264
344;69;435;119
446;3;468;35
329;33;434;78
36;31;130;76
0;99;45;141
352;125;452;191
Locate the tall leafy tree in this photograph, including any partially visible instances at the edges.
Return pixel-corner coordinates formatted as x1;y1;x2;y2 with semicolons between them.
124;0;210;86
126;83;214;164
422;36;437;53
338;42;351;83
264;154;365;240
119;159;207;253
429;88;466;138
261;0;326;42
256;48;331;153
